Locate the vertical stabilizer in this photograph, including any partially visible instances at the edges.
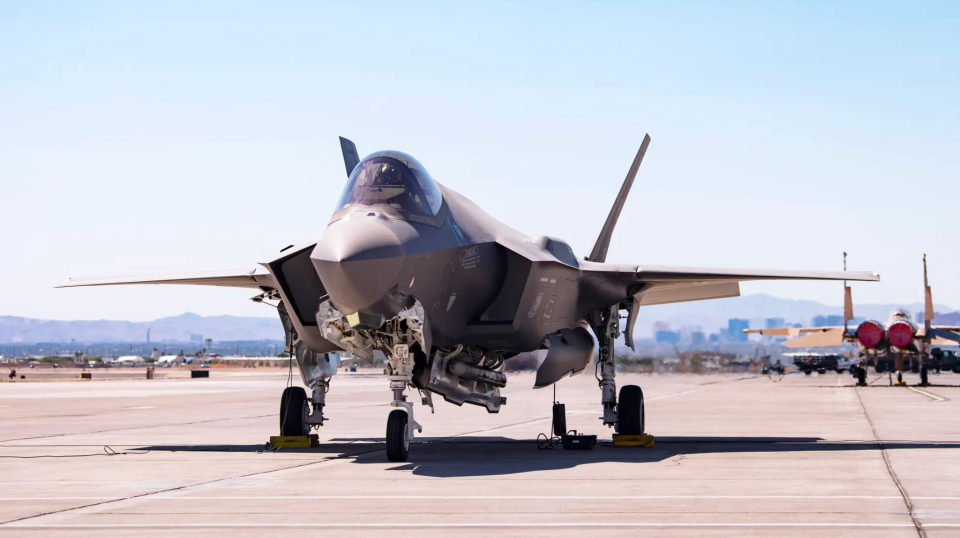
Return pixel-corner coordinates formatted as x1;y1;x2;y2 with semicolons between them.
843;252;854;326
587;134;651;263
844;286;854;326
339;137;360;177
924;254;934;331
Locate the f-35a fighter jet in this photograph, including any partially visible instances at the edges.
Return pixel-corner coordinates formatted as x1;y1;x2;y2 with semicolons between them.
61;135;879;461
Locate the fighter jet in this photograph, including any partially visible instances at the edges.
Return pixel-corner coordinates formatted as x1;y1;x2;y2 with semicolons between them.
746;254;960;381
60;135;879;461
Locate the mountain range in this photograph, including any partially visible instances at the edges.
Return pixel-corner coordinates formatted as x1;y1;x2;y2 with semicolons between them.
0;313;282;344
1;294;955;343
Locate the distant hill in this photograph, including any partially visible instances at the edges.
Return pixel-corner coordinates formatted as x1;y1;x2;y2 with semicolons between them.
0;313;282;344
1;293;955;343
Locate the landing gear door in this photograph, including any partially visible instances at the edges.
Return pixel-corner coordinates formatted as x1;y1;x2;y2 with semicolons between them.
265;243;341;353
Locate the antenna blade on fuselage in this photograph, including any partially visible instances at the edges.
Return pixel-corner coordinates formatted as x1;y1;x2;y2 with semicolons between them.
339;137;360;177
587;134;651;263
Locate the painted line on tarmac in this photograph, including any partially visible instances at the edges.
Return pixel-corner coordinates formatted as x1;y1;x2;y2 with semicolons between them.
3;495;960;501
6;523;960;529
907;387;949;402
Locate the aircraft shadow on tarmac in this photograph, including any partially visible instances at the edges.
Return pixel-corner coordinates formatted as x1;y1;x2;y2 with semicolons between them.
135;436;960;478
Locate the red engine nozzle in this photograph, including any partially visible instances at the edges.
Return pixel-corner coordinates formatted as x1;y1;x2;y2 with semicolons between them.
887;321;916;349
856;320;884;349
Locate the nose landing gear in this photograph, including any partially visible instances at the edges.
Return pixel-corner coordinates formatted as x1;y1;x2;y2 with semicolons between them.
386;344;422;462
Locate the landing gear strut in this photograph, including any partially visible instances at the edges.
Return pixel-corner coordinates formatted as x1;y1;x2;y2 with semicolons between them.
277;301;338;437
386;344;422;462
589;305;646;435
591;306;620;428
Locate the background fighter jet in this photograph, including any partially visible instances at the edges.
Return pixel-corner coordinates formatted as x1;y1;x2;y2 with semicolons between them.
61;135;879;461
746;254;960;382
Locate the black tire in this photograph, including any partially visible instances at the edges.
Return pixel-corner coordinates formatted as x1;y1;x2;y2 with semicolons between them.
804;371;812;376
386;409;409;462
279;386;309;437
617;385;644;436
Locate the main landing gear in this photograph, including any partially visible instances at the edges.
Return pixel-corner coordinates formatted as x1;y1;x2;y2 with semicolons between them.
590;305;647;437
276;302;337;439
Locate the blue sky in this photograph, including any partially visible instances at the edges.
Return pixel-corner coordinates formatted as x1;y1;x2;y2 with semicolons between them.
1;1;958;321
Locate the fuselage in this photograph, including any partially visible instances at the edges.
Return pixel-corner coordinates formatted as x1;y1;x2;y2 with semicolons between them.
271;150;633;358
851;310;923;355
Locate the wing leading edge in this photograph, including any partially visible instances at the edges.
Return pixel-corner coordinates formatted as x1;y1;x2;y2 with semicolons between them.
57;267;274;290
619;265;878;307
633;266;879;283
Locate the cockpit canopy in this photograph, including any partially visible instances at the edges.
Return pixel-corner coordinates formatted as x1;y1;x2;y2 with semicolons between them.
335;151;443;217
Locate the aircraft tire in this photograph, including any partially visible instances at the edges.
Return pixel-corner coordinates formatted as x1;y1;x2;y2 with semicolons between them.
617;385;644;435
279;386;309;437
386;409;409;462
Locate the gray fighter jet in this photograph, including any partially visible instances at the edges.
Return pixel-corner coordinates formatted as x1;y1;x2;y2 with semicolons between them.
61;135;880;461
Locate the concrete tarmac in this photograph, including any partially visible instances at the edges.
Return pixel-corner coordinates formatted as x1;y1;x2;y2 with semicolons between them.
1;369;959;537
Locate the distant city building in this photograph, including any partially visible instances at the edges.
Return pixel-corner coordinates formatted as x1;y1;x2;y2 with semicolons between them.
765;318;785;329
812;315;844;327
708;333;720;343
652;321;671;333
691;331;706;346
189;334;203;343
205;338;213;348
727;319;749;342
655;330;681;344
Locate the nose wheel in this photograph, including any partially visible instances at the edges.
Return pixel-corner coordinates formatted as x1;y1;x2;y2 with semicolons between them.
386;409;410;461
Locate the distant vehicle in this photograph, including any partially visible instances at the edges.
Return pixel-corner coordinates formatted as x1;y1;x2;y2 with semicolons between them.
784;352;853;374
931;348;960;374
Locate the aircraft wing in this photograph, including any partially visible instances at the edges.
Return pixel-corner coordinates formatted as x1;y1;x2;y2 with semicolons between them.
57;267;274;290
632;265;878;284
585;263;879;307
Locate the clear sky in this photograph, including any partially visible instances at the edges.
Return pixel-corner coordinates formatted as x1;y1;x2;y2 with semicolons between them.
1;1;958;321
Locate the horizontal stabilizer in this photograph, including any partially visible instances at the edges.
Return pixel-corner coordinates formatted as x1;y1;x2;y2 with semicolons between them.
745;327;838;337
928;328;960;345
784;328;846;348
57;268;273;290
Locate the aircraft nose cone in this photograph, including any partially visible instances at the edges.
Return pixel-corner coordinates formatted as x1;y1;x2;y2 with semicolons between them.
311;215;406;315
